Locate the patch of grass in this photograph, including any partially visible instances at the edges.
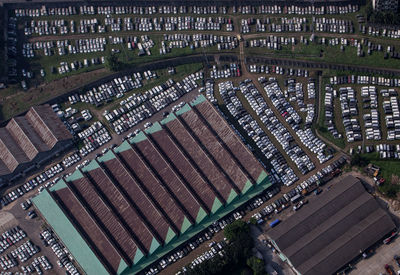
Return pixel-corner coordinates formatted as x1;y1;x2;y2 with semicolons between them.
316;77;346;149
362;152;400;196
247;40;400;69
28;34;236;84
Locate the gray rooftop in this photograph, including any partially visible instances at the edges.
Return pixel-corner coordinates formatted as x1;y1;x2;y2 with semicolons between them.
268;175;396;275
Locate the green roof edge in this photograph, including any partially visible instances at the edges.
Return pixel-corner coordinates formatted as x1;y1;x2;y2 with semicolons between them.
175;104;192;116
49;179;67;192
149;237;160;255
81;159;100;172
97;150;116;163
32;190;108;275
211;197;223;214
145;122;162;135
122;175;272;275
66;169;84;182
256;170;268;185
241;179;254;195
196;207;208;224
115;140;132;153
130;131;147;144
180;216;192;234
190;94;207;106
227;188;238;204
160;113;177;124
165;227;177;245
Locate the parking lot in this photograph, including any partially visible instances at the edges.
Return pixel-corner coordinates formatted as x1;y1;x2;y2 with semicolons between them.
0;189;65;274
351;236;400;275
1;2;400;274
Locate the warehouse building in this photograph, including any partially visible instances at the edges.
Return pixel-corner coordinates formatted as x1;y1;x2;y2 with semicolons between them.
268;175;396;275
0;104;73;184
32;95;271;275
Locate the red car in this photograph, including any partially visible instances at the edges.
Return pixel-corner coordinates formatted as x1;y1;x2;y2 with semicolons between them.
383;232;398;244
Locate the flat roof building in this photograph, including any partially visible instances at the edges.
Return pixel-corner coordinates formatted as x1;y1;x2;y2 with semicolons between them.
268;175;396;275
32;95;271;275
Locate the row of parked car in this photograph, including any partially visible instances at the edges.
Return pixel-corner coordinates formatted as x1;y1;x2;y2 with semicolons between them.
384;96;400;140
252;157;346;224
108;71;202;134
234;4;358;15
247;79;317;172
11;240;39;264
68;73;144;107
0;227;26;255
241;17;306;33
339;87;362;143
62;153;81;168
21;256;52;275
373;144;400;159
0;159;67;208
40;229;80;275
260;78;332;163
330;75;400;87
248;35;297;50
210;63;241;79
324;85;341;139
218;80;297;185
313;17;353;33
77;122;112;157
361;86;382;141
360;25;400;39
14;4;358;18
185;240;227;271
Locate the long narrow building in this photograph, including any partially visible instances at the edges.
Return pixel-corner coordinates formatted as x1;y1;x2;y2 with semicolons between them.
32;95;271;275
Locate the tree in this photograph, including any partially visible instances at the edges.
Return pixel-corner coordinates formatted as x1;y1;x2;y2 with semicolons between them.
224;220;250;242
105;52;122;71
247;256;266;275
350;154;367;167
387;186;398;198
249;217;257;225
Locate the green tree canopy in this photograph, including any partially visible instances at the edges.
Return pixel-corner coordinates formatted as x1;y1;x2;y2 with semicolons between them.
105;52;122;71
224;220;250;242
246;256;266;275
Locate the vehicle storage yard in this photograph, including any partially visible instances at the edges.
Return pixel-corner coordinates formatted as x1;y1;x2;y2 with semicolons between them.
1;1;400;275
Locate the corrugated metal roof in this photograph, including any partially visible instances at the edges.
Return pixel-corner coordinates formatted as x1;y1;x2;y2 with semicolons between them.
268;176;396;275
0;105;72;176
33;98;269;275
32;189;109;275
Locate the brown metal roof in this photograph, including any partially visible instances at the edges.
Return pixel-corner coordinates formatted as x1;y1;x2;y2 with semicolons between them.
119;147;187;231
150;129;216;212
179;109;250;192
87;166;154;253
165;118;233;202
0;105;72;176
194;102;264;183
26;105;72;147
55;187;124;274
0;128;29;171
6;118;42;160
103;156;173;242
135;137;201;223
268;176;396;275
67;176;138;264
0;159;10;176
